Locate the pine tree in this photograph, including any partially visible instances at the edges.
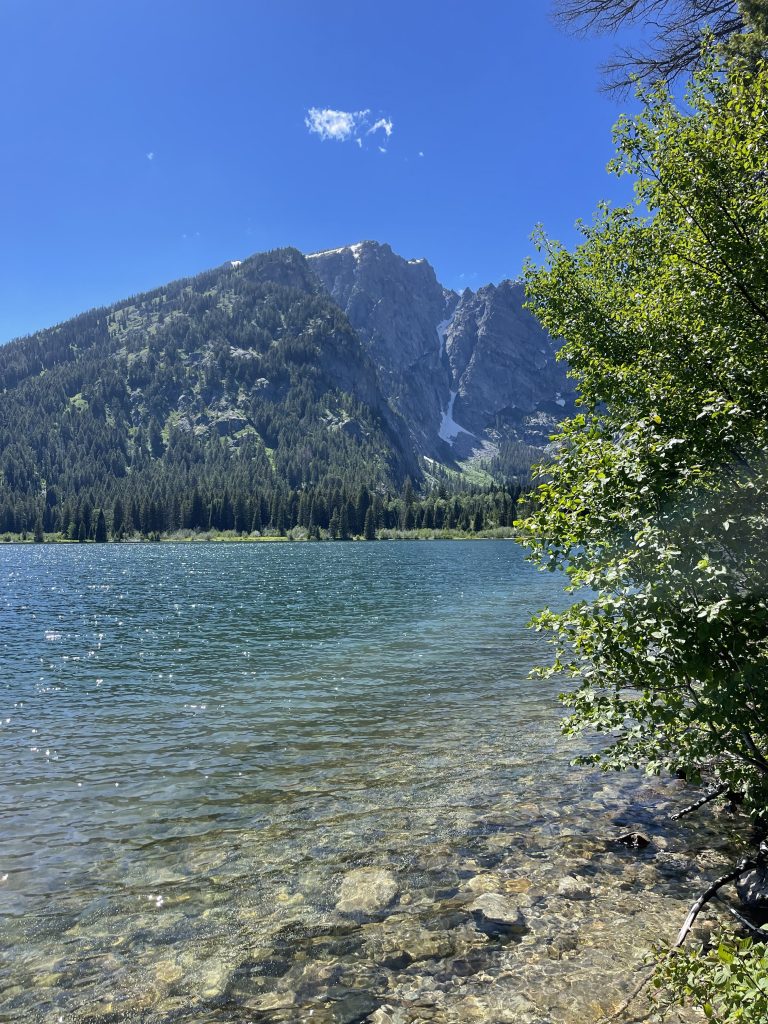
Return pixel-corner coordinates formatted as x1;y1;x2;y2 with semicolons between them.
328;508;340;539
234;492;248;533
400;477;414;529
188;489;205;530
339;503;350;540
112;497;124;536
82;500;93;537
275;499;287;535
363;507;376;540
94;509;108;543
355;486;370;533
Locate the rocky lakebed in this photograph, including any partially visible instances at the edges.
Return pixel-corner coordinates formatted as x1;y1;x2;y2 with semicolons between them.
1;544;749;1024
3;764;746;1024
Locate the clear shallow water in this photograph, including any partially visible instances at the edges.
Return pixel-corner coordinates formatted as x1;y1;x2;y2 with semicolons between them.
0;542;735;1023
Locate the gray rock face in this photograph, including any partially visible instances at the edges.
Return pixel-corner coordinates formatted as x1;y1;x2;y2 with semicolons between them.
306;241;575;464
307;241;457;458
336;867;399;915
446;281;574;446
239;247;422;482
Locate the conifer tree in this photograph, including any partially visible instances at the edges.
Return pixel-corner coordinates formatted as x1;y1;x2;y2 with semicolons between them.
112;497;124;536
363;507;376;540
94;509;108;543
328;508;340;539
338;503;350;540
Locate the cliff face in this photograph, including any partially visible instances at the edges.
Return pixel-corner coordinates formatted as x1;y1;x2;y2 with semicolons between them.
307;241;458;458
308;243;573;461
445;280;574;449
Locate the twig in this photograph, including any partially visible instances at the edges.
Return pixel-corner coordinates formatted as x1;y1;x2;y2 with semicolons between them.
713;892;768;942
674;857;755;947
593;964;657;1024
670;783;729;821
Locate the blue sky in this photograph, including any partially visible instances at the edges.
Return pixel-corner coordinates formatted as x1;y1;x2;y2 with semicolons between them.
0;0;638;344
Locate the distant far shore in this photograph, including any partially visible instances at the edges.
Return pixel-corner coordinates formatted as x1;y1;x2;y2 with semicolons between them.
0;526;517;545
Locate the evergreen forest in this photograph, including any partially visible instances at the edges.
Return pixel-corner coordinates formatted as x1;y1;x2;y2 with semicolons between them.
0;248;521;541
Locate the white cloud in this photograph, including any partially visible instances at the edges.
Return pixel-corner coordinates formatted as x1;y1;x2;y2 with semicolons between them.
305;108;394;150
367;117;394;138
146;151;155;161
304;107;369;142
418;151;424;157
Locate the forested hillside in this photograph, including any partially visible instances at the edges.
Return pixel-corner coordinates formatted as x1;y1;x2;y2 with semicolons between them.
0;249;428;536
0;247;528;539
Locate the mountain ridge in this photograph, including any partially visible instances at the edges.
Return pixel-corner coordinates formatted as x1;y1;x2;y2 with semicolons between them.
305;239;573;459
0;242;573;536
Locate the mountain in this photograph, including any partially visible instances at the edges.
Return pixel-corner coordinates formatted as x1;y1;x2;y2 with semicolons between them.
307;241;573;462
307;242;456;458
0;242;572;536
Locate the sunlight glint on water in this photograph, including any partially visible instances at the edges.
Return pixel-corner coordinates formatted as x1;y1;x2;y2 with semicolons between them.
0;542;717;1023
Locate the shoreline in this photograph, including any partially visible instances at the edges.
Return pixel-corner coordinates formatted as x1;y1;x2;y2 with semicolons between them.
0;527;518;545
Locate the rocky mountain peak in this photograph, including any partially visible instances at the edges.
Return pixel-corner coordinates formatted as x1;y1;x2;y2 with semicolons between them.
443;279;574;447
307;241;459;457
306;242;572;459
306;240;453;318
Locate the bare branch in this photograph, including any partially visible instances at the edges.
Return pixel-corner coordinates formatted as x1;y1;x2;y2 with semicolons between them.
670;782;729;820
551;0;746;92
674;856;755;946
714;892;768;941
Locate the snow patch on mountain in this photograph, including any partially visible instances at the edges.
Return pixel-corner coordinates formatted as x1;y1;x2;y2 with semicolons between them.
307;242;365;263
306;246;348;259
436;317;451;356
438;391;474;445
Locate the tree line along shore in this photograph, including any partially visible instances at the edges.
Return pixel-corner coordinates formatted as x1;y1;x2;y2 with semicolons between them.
2;481;521;544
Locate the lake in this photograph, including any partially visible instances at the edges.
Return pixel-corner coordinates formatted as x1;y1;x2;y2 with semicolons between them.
0;542;730;1023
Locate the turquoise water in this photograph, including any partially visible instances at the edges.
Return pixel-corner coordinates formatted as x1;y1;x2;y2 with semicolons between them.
0;542;727;1023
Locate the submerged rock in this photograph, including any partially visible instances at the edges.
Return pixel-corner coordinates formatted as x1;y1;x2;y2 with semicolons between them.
247;990;297;1012
547;929;580;959
464;872;504;895
557;876;594;901
612;831;651;849
655;852;696;878
467;893;526;933
368;1007;400;1024
328;990;380;1023
336;868;398;915
362;913;455;966
153;959;183;986
199;959;235;999
504;876;533;894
